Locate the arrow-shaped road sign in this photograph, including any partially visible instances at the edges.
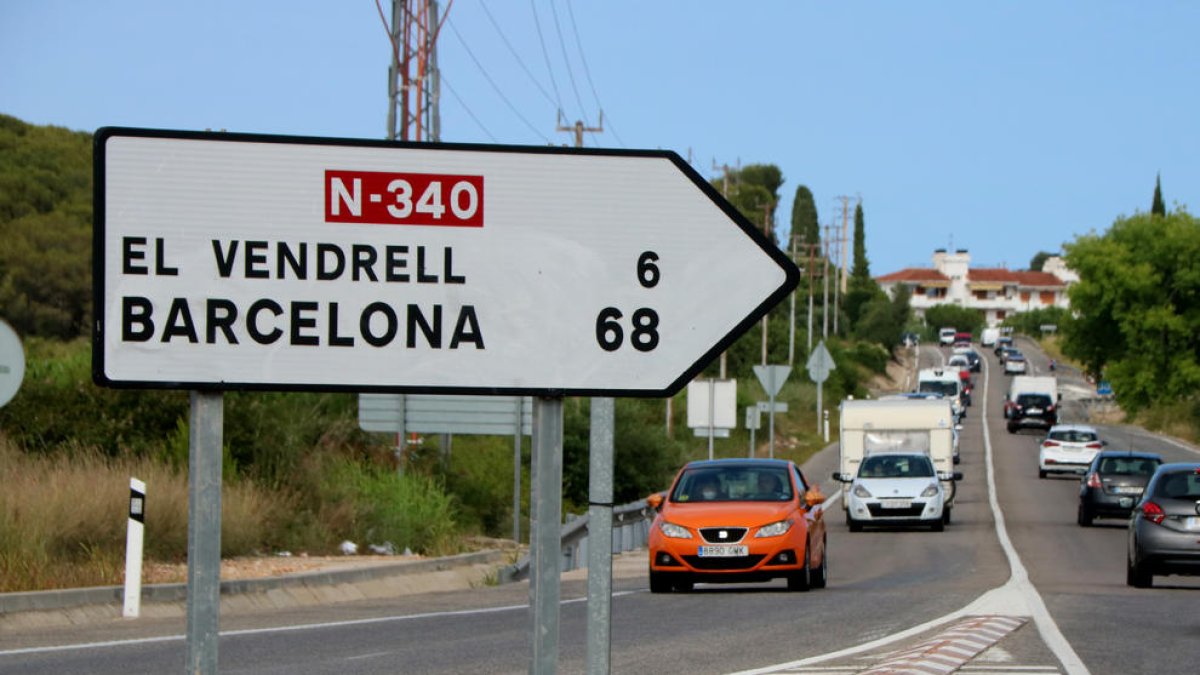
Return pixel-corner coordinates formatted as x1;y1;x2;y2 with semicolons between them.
94;128;798;396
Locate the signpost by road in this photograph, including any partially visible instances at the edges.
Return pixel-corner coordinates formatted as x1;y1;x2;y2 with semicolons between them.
806;340;836;434
94;128;798;674
0;319;25;410
753;365;791;458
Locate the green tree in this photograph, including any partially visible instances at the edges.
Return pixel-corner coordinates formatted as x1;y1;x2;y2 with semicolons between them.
0;115;94;338
1028;251;1057;272
854;284;911;350
1151;173;1166;217
851;201;868;282
923;305;985;340
789;185;819;251
844;201;884;330
1062;209;1200;411
711;164;784;245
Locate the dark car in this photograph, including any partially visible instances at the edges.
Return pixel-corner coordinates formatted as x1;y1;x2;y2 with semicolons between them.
1127;463;1200;587
1006;392;1057;433
1078;451;1163;526
993;336;1013;356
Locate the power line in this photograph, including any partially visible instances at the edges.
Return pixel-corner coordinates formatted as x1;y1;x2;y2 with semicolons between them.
440;74;498;142
564;0;623;147
447;19;552;143
529;0;565;113
477;0;556;107
548;0;590;133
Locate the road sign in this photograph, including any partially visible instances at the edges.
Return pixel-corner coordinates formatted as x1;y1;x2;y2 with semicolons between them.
753;365;791;397
806;340;835;383
686;379;737;429
0;320;25;408
359;393;533;435
93;128;797;396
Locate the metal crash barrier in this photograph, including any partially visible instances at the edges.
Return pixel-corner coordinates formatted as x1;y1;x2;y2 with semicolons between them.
499;499;655;583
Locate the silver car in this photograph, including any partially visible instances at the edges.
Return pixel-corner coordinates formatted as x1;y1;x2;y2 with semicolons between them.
1127;463;1200;587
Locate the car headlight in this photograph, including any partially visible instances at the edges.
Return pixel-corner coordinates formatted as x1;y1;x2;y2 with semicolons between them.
658;521;692;539
920;483;940;498
852;483;872;498
754;519;793;538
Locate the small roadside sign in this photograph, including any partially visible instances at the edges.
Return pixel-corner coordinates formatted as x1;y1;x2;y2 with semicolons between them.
806;340;835;383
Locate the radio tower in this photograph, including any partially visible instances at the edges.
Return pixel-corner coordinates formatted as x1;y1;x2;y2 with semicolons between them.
384;0;450;141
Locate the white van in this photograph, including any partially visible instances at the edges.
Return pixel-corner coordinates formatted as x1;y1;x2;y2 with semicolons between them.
938;327;957;345
981;327;1000;347
917;367;966;420
833;398;961;523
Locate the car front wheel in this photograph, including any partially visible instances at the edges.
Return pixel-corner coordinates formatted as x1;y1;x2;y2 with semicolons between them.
787;545;812;592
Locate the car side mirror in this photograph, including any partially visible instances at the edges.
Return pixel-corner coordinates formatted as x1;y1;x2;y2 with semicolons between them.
646;492;664;511
831;472;850;483
804;489;826;507
939;471;964;481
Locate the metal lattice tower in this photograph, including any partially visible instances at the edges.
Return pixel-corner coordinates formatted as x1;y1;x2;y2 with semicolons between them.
386;0;446;141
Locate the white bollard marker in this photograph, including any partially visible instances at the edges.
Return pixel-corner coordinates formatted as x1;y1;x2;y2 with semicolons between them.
123;477;146;619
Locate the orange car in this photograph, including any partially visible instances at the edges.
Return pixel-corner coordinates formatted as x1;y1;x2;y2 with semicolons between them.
646;458;828;592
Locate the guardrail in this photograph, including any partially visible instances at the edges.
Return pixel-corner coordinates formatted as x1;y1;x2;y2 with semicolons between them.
498;499;656;583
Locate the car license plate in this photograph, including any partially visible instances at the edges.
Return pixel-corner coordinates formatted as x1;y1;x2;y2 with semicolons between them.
1027;408;1042;414
1113;486;1143;494
698;545;748;557
1186;517;1200;531
1118;497;1133;508
880;499;912;509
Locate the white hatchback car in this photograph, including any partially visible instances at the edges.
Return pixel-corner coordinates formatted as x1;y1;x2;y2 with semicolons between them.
1039;424;1105;478
840;453;961;532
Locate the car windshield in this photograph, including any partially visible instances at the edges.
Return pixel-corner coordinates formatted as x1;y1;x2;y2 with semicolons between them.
918;380;958;397
1049;429;1097;443
1017;394;1051;407
672;467;793;503
1098;457;1161;476
1153;471;1200;499
858;455;934;479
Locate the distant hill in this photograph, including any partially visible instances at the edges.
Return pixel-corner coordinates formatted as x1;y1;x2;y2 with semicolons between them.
0;114;93;338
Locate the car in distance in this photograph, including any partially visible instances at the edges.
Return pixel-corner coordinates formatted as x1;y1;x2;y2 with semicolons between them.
1127;462;1200;587
1039;424;1105;478
835;452;962;532
939;327;957;346
1003;352;1028;375
1078;451;1163;526
1006;391;1058;434
953;347;982;372
993;336;1013;356
646;459;828;592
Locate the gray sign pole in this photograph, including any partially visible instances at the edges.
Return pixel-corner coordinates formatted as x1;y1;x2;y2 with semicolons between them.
586;397;614;675
529;397;563;674
186;391;223;674
513;397;523;543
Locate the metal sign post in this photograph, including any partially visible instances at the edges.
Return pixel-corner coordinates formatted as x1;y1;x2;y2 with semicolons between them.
586;397;615;674
529;397;563;674
753;365;791;459
806;340;835;434
185;391;223;674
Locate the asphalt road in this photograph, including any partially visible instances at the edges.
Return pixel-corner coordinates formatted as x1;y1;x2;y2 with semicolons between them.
1;339;1197;674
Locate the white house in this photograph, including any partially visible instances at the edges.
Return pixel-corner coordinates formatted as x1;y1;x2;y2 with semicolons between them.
876;249;1076;327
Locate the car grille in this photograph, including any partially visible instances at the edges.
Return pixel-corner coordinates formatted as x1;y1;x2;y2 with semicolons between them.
681;554;766;570
698;527;748;544
867;503;927;518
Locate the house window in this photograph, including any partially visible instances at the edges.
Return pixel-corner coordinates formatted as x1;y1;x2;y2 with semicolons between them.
1040;291;1055;305
914;286;926;296
1020;292;1031;303
996;310;1006;320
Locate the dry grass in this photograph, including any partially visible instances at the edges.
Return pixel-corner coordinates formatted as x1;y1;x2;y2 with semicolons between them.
0;435;291;592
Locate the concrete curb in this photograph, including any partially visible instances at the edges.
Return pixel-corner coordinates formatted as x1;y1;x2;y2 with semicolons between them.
0;549;507;619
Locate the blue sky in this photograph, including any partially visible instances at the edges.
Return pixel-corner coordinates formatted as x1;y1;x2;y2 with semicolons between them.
3;1;1197;275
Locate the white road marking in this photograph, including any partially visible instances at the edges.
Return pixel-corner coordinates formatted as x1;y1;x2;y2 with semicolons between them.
0;591;638;657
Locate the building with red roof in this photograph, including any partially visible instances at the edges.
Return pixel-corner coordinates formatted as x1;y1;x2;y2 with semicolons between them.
876;249;1076;326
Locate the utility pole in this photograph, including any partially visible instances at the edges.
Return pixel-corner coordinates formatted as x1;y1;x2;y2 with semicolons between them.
711;158;740;379
760;200;775;365
822;224;831;340
556;110;604;147
837;195;851;294
806;239;816;354
832;223;841;336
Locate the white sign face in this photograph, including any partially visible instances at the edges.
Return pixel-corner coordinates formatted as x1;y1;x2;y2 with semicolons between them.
686;379;737;429
94;129;796;396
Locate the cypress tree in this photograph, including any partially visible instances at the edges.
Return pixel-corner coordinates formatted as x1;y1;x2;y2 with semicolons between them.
790;185;819;249
851;201;869;281
1152;173;1166;217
